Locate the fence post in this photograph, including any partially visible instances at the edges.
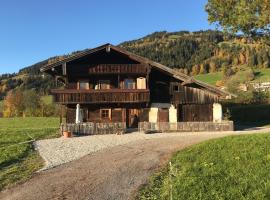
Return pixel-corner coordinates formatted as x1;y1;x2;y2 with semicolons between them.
169;161;173;200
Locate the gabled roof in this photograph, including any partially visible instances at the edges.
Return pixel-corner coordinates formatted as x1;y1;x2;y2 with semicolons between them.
40;43;232;98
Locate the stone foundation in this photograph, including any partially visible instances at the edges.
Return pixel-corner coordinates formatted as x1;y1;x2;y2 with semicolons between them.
60;122;126;135
139;121;234;132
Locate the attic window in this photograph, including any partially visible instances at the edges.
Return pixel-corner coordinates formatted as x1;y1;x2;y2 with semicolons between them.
106;46;110;53
173;85;182;92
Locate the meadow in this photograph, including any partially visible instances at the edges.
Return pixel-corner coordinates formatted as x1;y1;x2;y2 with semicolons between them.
139;133;270;200
195;68;270;86
0;117;59;191
195;72;223;86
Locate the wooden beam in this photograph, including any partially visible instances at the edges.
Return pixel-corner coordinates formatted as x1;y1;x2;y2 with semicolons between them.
62;63;67;75
106;45;110;53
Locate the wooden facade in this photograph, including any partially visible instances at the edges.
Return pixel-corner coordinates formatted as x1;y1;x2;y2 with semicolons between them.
41;43;231;129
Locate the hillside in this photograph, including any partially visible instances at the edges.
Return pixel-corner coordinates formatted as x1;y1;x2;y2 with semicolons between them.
195;68;270;86
0;30;269;100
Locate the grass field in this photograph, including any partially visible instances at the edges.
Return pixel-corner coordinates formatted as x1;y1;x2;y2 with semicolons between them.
139;133;270;200
0;117;59;191
194;68;270;86
253;68;270;82
194;72;222;86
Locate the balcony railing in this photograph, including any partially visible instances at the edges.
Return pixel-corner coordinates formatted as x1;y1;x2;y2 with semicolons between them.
51;89;150;104
88;64;148;74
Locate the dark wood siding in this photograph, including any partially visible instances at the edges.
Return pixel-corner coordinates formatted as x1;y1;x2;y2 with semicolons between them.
158;108;169;122
149;68;171;103
88;107;101;122
66;107;76;123
171;83;218;104
180;104;213;122
139;108;149;122
111;109;123;122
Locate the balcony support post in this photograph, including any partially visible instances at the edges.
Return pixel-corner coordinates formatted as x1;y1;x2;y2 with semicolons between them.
118;74;120;88
76;104;81;124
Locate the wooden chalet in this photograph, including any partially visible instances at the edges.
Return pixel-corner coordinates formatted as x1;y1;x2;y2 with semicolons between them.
41;43;233;134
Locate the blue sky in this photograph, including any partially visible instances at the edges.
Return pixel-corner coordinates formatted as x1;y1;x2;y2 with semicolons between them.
0;0;215;74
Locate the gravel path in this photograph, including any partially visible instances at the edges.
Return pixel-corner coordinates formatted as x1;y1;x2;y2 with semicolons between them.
36;127;270;170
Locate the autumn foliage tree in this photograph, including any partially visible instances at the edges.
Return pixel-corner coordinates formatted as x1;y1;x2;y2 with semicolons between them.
3;90;24;117
3;89;60;117
206;0;270;37
4;90;41;117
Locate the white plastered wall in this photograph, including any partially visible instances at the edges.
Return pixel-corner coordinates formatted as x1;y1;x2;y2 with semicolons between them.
169;105;177;123
149;107;158;122
213;103;222;122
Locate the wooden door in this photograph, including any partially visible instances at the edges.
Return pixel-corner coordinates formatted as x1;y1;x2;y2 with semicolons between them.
181;104;213;122
126;109;139;128
158;108;169;122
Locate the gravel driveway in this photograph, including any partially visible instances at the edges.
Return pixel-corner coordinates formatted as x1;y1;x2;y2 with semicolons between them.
36;128;270;170
1;128;270;200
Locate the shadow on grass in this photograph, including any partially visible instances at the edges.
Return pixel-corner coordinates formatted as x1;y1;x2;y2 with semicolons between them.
234;121;270;131
0;146;32;169
254;71;262;79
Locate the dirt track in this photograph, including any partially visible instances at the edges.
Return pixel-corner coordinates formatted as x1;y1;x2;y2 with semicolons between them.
0;131;266;200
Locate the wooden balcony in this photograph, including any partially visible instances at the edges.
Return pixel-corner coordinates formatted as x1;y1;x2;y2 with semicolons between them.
51;89;150;104
88;64;148;74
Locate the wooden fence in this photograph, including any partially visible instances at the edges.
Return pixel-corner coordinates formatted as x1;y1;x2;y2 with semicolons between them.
60;122;126;135
139;121;234;133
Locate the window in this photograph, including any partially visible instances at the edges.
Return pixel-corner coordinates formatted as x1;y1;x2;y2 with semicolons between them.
100;109;111;119
136;77;146;89
173;85;182;92
98;80;110;89
124;79;135;89
78;81;89;90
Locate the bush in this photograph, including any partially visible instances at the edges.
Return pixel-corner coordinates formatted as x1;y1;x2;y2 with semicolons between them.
223;104;270;124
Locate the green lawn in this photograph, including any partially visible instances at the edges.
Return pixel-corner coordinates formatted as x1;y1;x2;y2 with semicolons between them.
194;72;222;86
139;133;270;200
0;117;59;129
0;117;59;191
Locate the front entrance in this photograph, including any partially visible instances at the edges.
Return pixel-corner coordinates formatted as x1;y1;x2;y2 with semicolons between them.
126;109;139;128
158;108;169;122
